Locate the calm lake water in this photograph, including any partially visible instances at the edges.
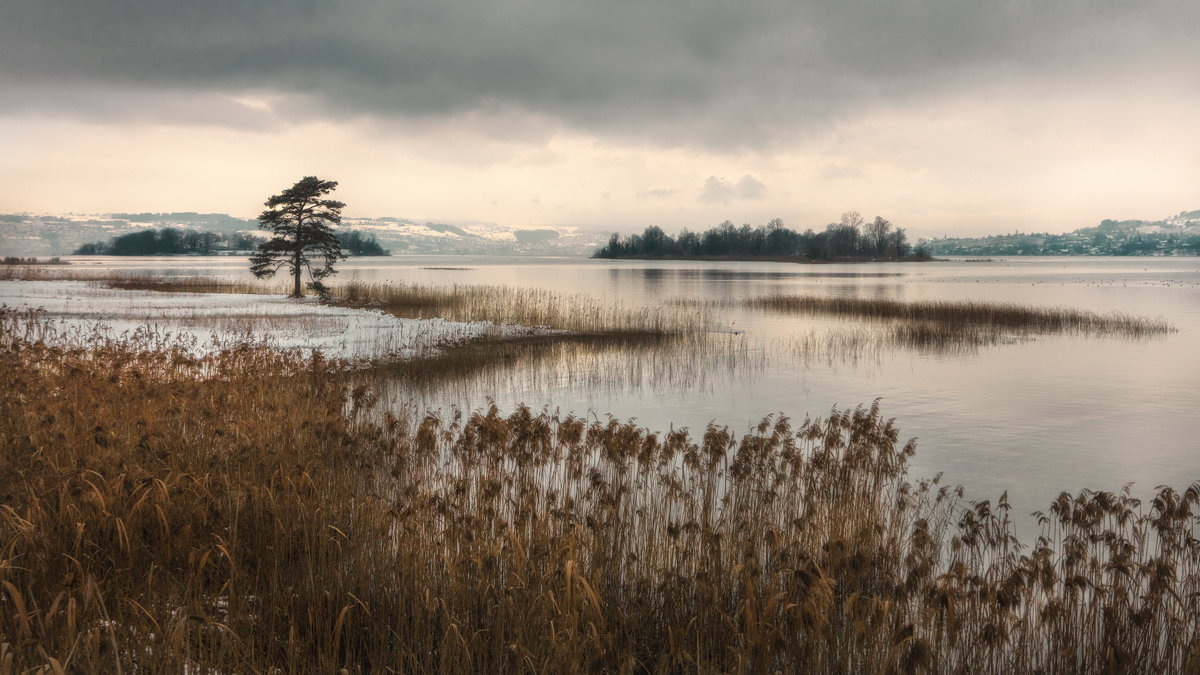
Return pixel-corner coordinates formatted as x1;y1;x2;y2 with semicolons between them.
66;254;1200;528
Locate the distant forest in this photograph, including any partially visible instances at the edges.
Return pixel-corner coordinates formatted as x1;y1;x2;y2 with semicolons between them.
74;228;390;256
594;214;923;261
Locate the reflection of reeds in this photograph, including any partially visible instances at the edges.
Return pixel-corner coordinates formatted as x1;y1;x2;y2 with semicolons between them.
362;331;761;407
784;322;1010;367
750;294;1174;337
3;311;1199;672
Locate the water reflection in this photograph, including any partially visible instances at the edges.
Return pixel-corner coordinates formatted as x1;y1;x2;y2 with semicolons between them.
46;254;1200;540
606;268;910;280
363;332;768;415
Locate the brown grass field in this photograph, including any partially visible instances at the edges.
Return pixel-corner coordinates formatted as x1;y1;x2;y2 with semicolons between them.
2;306;1198;673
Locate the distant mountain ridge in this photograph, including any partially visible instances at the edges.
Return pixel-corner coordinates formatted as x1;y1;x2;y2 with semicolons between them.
920;210;1200;256
0;212;609;257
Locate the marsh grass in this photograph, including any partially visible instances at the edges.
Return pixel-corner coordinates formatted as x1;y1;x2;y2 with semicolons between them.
360;330;761;409
781;321;1017;369
1;257;66;266
334;280;705;336
106;277;279;295
2;269;706;339
2;309;1198;673
0;266;278;294
748;294;1174;339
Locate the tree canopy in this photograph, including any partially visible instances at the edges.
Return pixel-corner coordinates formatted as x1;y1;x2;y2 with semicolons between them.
336;230;390;256
250;176;346;297
74;228;261;255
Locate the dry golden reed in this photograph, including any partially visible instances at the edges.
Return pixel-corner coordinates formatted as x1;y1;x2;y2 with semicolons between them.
1;268;706;339
747;294;1174;338
2;308;1198;673
333;279;705;336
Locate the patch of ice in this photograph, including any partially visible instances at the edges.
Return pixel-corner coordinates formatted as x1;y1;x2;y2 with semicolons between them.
0;280;548;362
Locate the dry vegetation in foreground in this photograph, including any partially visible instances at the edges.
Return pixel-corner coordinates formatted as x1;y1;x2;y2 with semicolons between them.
747;295;1174;339
2;310;1199;673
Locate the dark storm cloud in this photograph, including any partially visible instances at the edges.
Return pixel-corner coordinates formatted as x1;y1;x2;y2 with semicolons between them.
2;0;1197;146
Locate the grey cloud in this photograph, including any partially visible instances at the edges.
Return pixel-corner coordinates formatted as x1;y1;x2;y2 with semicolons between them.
637;188;680;199
820;164;864;181
2;0;1197;147
699;175;766;204
0;83;289;130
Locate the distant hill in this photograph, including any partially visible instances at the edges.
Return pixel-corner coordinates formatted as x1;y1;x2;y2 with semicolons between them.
0;212;609;257
921;211;1200;256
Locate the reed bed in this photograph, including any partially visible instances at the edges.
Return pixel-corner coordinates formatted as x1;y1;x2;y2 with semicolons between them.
361;330;761;410
333;280;707;336
0;266;276;294
747;294;1174;338
2;269;706;339
785;322;1019;367
2;309;1198;673
105;277;279;295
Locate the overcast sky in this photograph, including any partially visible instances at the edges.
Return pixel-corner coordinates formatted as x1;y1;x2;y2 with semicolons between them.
2;0;1197;237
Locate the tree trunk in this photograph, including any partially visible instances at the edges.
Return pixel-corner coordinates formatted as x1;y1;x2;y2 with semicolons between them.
293;245;302;297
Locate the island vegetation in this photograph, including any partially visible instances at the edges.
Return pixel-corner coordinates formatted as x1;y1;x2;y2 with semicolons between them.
595;212;930;262
72;227;388;257
73;228;263;255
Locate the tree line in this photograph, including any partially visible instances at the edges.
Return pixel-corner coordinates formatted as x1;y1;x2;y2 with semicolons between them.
594;213;923;261
74;227;388;257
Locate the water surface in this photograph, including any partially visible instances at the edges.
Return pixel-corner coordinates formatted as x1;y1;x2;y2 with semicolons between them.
65;255;1200;526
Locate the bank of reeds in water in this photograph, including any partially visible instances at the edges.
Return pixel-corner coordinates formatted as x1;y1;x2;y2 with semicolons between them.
1;266;281;297
749;294;1174;340
2;309;1198;673
361;330;760;409
2;268;706;339
781;321;1014;368
333;279;705;337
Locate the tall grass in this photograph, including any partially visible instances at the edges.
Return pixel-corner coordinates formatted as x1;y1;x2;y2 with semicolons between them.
0;266;275;293
360;330;760;411
1;269;706;338
2;309;1198;672
334;280;705;336
748;294;1174;338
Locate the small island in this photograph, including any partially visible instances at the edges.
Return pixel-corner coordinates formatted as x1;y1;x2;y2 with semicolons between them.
594;213;931;262
73;226;390;256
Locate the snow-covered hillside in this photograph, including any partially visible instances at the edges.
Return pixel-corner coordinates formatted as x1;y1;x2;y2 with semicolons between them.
0;212;610;256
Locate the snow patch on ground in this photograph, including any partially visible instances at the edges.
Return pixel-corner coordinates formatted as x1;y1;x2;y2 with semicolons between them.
0;280;549;362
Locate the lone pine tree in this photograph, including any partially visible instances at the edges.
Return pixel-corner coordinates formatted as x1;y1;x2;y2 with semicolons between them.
250;176;346;297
